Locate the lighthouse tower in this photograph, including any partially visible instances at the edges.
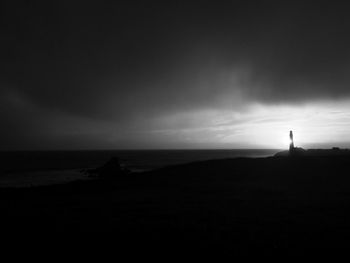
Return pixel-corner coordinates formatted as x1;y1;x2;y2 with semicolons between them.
289;130;294;153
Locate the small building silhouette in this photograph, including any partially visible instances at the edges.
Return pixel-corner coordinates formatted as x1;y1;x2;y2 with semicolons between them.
288;131;306;156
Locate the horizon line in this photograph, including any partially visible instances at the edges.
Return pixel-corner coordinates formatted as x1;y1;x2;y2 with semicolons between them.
0;148;285;152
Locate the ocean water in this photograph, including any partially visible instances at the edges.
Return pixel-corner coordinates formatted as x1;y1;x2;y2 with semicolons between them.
0;149;280;187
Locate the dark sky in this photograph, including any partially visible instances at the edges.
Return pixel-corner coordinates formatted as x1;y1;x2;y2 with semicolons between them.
2;0;350;150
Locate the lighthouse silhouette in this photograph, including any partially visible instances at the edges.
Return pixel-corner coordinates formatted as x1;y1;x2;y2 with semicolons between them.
289;130;295;153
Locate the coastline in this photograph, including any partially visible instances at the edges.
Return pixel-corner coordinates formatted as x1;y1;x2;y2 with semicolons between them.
1;154;350;248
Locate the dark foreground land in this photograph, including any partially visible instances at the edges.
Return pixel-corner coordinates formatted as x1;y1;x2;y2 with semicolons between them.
1;155;350;250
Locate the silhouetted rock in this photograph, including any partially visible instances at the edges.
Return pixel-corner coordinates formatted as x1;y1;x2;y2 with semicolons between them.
275;147;350;157
305;148;350;156
289;146;306;156
274;150;289;157
87;157;129;178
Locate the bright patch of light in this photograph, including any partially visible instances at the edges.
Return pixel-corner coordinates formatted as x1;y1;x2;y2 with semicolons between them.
148;100;350;149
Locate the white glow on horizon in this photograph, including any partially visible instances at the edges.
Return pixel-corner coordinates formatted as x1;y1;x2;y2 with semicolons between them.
148;100;350;149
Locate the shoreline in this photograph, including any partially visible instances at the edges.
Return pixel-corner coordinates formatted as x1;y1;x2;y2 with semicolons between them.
1;154;350;248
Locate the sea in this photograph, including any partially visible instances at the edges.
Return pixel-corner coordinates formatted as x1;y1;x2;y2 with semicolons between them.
0;149;280;187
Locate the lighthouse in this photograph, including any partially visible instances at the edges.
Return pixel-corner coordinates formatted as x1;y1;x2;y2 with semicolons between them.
289;130;294;153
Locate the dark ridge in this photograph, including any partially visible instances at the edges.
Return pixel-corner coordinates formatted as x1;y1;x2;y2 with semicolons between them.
1;153;350;251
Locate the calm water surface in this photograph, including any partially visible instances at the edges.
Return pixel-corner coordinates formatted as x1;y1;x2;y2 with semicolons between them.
0;149;280;187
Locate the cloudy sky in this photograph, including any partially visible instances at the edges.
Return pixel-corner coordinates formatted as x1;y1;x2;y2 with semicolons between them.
2;0;350;150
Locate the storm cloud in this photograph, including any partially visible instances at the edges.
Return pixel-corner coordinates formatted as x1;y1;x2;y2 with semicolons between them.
2;0;350;149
